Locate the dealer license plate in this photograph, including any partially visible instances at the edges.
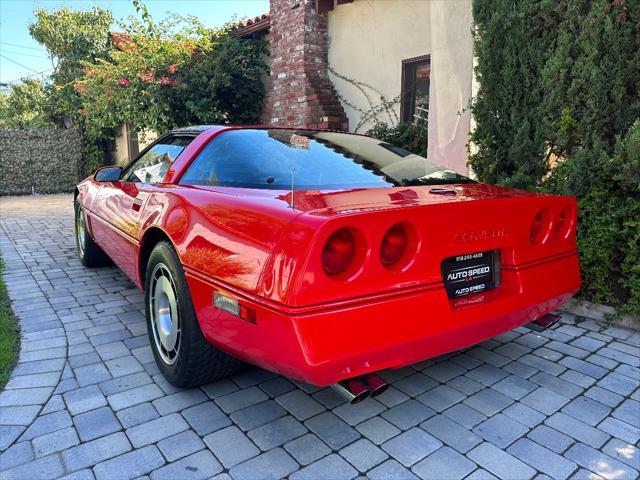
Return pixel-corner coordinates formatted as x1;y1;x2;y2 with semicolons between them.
441;250;500;299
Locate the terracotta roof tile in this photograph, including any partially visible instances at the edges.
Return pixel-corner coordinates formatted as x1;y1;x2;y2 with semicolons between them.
230;13;270;37
108;31;132;51
109;13;270;48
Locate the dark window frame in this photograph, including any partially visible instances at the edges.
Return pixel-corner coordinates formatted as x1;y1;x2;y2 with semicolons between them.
400;54;431;124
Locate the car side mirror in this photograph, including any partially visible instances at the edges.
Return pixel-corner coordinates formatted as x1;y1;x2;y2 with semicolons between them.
94;166;123;182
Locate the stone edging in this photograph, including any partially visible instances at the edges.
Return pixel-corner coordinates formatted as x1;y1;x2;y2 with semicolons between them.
559;298;639;331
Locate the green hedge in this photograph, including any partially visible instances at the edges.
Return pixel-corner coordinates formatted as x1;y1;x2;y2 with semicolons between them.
543;122;640;316
470;0;640;316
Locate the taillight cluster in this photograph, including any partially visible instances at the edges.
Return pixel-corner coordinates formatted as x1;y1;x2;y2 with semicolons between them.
530;205;575;245
321;228;357;276
380;224;408;267
321;223;417;278
553;205;574;239
380;222;417;270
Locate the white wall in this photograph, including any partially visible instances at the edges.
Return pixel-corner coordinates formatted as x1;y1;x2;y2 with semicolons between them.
113;124;158;166
327;0;474;175
426;0;474;175
327;0;431;133
113;123;131;166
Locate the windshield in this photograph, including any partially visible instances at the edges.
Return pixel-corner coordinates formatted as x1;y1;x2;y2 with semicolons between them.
179;129;474;190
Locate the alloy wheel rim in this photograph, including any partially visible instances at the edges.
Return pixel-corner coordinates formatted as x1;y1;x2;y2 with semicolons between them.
76;205;86;257
149;263;181;365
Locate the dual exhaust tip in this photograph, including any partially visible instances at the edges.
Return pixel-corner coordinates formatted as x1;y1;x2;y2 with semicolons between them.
331;373;389;405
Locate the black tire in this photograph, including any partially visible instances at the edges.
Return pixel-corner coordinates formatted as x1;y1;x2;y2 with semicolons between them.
74;198;111;268
144;241;242;387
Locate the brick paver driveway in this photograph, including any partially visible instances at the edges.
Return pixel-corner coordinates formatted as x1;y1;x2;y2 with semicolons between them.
0;194;638;480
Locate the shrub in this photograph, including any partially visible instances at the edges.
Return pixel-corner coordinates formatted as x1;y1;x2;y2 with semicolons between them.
471;0;640;316
543;123;640;316
470;0;640;190
0;80;53;129
77;19;267;147
25;4;267;177
367;119;428;158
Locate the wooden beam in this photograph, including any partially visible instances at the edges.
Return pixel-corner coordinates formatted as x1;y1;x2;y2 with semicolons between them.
316;0;334;14
316;0;352;14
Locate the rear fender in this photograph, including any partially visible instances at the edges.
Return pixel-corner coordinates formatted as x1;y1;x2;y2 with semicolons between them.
144;186;301;295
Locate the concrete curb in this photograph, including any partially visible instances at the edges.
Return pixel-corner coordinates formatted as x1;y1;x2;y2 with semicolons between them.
560;299;640;331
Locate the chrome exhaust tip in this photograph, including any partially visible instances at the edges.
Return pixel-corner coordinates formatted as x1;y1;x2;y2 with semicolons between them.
362;373;389;398
331;378;370;404
526;313;561;332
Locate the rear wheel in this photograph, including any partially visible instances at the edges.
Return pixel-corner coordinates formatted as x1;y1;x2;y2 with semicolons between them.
75;198;110;267
145;241;242;387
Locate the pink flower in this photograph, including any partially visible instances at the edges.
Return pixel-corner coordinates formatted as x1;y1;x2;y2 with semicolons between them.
82;67;89;75
159;76;176;87
168;64;177;74
118;77;130;87
74;83;86;93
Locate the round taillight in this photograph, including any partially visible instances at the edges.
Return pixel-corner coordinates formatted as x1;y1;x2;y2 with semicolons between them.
530;209;551;245
553;205;573;239
380;224;408;267
322;228;356;276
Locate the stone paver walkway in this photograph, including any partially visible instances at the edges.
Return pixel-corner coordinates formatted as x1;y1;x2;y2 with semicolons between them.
0;194;639;480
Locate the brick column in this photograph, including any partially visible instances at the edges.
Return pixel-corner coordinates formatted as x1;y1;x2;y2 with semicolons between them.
262;0;349;130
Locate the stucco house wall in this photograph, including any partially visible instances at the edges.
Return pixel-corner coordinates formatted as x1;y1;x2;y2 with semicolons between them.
427;0;474;175
113;123;132;166
113;124;158;166
326;0;473;175
327;1;431;133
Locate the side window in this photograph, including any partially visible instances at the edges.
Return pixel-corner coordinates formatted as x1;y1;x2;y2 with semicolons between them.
122;136;192;183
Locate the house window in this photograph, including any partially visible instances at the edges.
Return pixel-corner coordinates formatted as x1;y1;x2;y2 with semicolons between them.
401;55;430;124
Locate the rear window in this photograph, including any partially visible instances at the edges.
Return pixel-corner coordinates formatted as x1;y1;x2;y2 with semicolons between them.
179;129;472;190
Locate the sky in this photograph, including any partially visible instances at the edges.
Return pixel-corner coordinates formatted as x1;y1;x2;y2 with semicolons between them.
0;0;269;85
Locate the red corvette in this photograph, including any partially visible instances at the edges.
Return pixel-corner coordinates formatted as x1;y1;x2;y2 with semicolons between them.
75;125;581;402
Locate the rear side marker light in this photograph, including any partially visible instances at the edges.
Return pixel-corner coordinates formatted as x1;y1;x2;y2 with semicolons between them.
322;228;357;276
213;292;256;324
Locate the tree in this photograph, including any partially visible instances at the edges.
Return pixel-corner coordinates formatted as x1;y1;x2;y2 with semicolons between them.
0;80;53;128
470;0;640;188
24;3;267;175
76;14;267;135
469;0;557;188
28;7;113;123
169;35;268;126
470;0;640;315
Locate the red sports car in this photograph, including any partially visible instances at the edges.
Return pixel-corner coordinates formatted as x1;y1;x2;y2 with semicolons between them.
75;125;581;403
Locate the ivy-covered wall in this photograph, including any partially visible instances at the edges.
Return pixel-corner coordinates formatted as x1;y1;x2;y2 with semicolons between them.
0;129;82;196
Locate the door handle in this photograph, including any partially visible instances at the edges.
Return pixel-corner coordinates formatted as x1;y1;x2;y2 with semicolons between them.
132;198;143;212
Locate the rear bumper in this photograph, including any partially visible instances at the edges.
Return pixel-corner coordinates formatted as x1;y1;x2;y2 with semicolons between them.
187;253;580;386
